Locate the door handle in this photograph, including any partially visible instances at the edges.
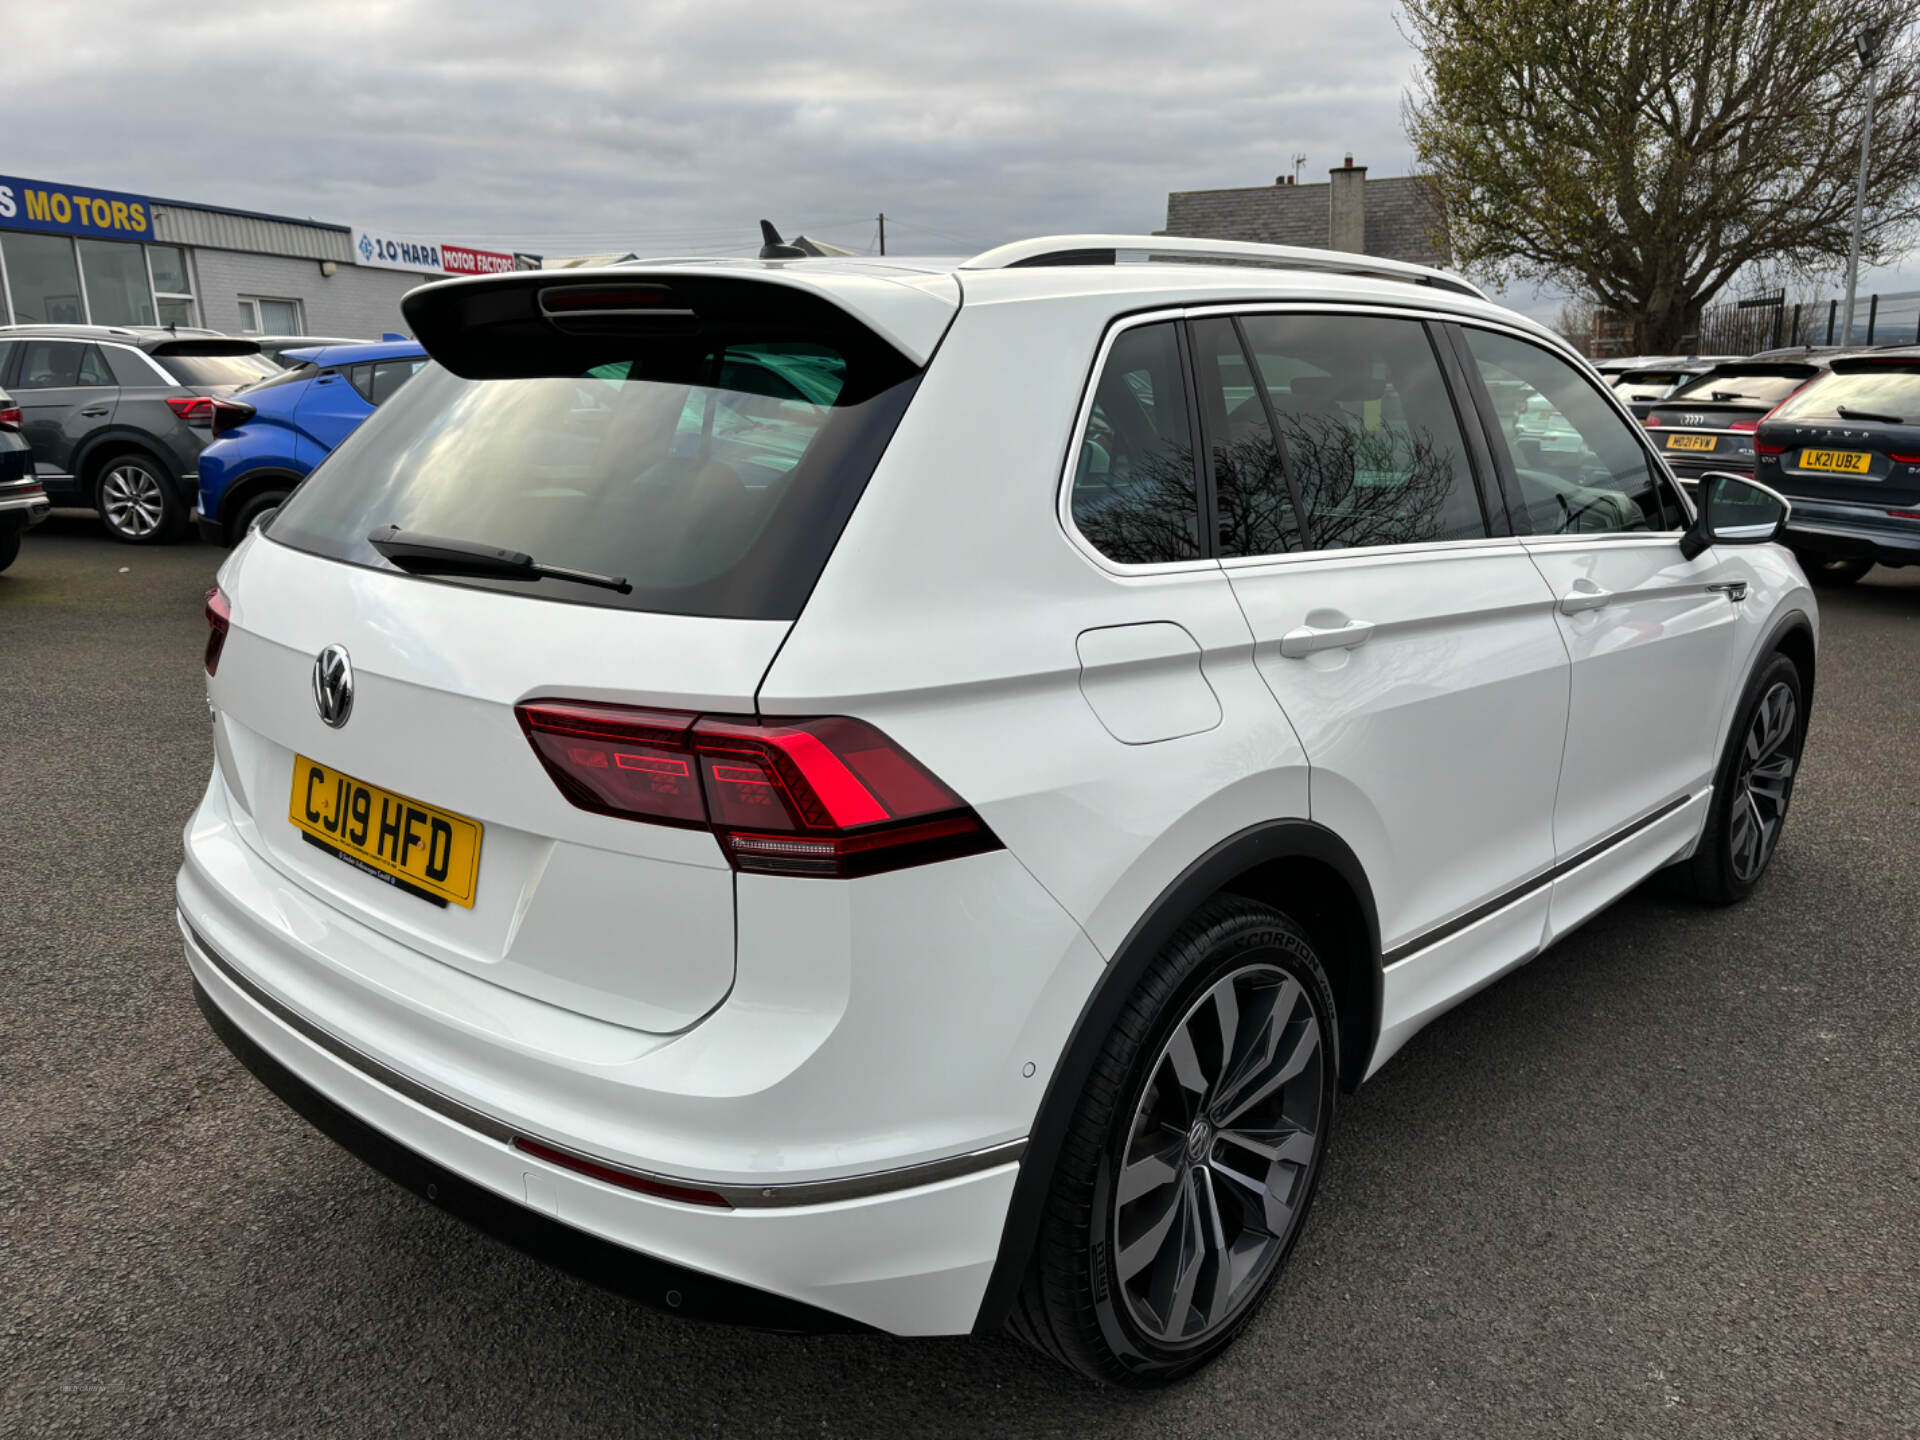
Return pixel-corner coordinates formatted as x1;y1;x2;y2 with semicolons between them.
1558;579;1613;614
79;406;110;417
1278;618;1375;659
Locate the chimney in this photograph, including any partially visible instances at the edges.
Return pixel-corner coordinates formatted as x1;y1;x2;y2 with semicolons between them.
1328;154;1367;253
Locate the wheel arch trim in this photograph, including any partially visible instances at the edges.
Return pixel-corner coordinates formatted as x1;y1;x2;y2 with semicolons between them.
971;818;1379;1336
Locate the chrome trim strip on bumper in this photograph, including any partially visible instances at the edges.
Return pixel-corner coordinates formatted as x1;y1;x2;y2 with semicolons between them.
182;915;1026;1208
0;493;50;515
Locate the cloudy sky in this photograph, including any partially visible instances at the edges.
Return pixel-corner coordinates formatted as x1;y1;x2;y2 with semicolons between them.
4;0;1911;314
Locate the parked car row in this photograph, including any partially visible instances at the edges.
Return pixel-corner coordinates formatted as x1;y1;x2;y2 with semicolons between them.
0;323;420;553
1623;347;1920;584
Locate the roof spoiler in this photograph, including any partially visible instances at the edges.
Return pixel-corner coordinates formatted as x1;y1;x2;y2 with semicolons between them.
401;270;945;379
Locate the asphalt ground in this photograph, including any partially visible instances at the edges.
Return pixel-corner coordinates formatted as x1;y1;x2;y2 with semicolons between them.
3;514;1917;1439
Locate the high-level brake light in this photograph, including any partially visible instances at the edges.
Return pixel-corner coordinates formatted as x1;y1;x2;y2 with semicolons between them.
516;700;1000;878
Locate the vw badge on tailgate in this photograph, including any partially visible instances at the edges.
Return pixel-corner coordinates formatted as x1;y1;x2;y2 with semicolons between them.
313;645;354;729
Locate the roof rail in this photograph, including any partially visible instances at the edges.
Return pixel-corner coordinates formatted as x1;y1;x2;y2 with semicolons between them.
959;235;1486;300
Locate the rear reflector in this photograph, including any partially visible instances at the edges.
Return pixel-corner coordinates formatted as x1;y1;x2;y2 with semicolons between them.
204;586;231;676
511;1137;731;1208
166;396;214;425
516;700;1000;877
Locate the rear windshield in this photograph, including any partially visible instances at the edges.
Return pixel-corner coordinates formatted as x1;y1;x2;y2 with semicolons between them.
1770;365;1920;422
266;340;920;619
156;351;282;387
1664;369;1809;405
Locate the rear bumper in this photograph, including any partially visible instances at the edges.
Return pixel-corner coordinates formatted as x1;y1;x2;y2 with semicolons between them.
1783;501;1920;567
177;764;1102;1334
0;479;50;527
191;971;869;1333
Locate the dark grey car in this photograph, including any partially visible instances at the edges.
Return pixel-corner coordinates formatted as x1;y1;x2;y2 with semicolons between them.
0;325;279;543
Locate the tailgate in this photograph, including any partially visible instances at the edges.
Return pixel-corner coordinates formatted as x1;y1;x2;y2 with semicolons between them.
210;537;788;1034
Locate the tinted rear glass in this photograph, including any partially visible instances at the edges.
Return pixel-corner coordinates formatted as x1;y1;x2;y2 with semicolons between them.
1664;369;1809;405
267;341;920;619
157;351;282;387
1771;366;1920;422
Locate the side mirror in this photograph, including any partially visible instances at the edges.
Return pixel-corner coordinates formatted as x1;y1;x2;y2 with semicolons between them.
1680;471;1791;559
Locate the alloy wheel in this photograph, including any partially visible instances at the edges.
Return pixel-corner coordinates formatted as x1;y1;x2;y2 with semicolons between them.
100;464;167;538
1112;962;1325;1346
1729;680;1798;883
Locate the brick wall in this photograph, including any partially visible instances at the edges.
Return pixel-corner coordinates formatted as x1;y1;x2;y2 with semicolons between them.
187;250;426;337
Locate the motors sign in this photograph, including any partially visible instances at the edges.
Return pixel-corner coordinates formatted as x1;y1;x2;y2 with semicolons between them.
441;243;515;276
351;226;445;273
0;173;152;241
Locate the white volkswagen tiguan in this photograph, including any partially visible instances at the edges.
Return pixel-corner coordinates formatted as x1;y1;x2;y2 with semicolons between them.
179;237;1816;1385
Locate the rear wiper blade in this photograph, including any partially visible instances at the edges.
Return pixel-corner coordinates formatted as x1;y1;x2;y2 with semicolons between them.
366;525;631;593
1836;404;1905;424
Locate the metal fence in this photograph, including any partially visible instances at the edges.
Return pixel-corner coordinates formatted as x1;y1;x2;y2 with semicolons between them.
1693;289;1920;353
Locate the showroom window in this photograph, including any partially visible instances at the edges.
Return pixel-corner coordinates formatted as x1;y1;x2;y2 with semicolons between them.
0;233;199;327
237;296;304;334
146;245;197;327
77;238;157;326
0;232;88;324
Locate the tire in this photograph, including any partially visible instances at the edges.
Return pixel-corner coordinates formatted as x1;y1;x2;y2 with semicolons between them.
94;452;184;544
1800;555;1873;588
228;488;289;545
0;526;19;573
1669;651;1806;906
1008;896;1339;1386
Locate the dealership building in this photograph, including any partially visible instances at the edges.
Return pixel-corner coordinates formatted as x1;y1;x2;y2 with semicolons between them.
0;171;533;340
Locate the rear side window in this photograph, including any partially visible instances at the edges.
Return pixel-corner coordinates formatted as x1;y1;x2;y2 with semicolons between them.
77;346;113;387
268;338;921;620
1462;328;1675;534
1070;322;1202;565
1770;365;1920;422
155;351;282;387
349;357;426;407
1233;314;1485;552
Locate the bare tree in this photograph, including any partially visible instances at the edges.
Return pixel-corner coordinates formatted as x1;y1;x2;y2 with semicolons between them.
1403;0;1920;351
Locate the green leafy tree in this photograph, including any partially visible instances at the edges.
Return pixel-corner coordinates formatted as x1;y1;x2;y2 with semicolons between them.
1403;0;1920;350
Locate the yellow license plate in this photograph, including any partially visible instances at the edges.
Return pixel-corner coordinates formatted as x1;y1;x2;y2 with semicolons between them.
1665;433;1717;452
1799;448;1873;474
289;755;482;908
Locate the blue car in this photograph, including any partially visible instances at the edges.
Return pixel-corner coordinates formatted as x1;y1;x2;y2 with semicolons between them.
195;339;427;544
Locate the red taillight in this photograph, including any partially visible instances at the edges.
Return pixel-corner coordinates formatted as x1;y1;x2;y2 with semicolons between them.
1886;454;1920;465
210;399;256;438
167;395;214;426
204;586;231;675
515;700;1000;877
1756;440;1788;455
511;1137;731;1208
1642;415;1662;426
0;405;21;430
1729;418;1759;433
1890;509;1920;519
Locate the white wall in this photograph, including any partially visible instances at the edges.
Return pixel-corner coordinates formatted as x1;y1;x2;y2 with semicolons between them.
187;249;428;338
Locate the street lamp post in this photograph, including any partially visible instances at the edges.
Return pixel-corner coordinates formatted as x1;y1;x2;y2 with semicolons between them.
1842;28;1883;343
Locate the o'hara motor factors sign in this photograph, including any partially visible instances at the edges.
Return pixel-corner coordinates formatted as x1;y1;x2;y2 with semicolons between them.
351;226;447;273
0;174;152;240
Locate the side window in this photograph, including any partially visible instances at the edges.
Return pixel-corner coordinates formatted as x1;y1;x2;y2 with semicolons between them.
366;358;426;407
77;346;114;388
1189;317;1302;555
1235;314;1486;552
1461;329;1677;534
0;341;15;385
1071;322;1202;565
346;364;375;402
16;341;84;390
